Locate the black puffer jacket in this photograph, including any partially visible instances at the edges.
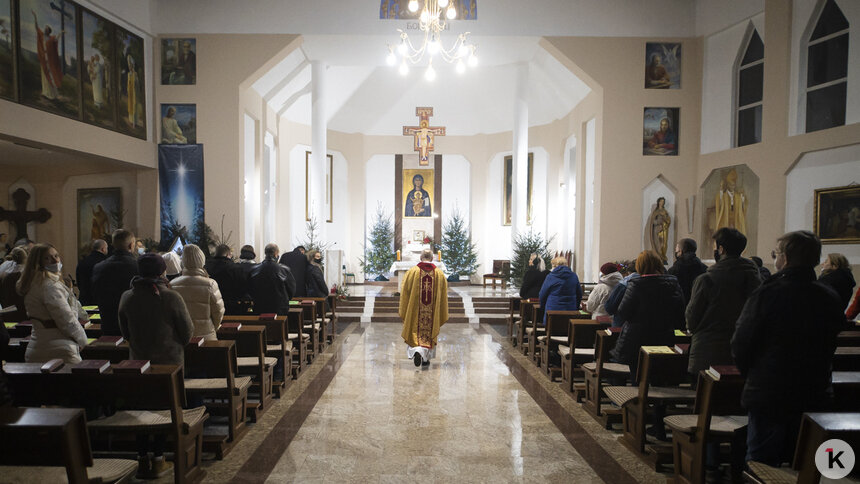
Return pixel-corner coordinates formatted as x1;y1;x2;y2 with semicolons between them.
280;250;309;298
610;274;685;366
685;256;761;373
667;252;708;305
91;250;139;335
818;268;856;311
732;267;848;414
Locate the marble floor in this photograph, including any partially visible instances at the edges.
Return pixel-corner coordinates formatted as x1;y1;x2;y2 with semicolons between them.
193;321;662;483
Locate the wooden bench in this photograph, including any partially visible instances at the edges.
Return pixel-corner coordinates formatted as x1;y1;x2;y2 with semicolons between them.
295;300;321;362
0;407;138;484
833;346;860;370
482;259;510;290
506;297;521;346
4;362;208;483
80;341;131;363
285;308;308;377
561;319;605;398
221;314;294;392
832;371;860;412
538;310;590;379
744;412;860;484
216;325;275;422
302;296;333;346
520;302;544;358
664;368;747;484
837;330;860;347
582;327;630;424
184;340;251;459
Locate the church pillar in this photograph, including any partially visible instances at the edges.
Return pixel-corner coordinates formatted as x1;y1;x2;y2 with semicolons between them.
511;63;529;243
310;60;327;242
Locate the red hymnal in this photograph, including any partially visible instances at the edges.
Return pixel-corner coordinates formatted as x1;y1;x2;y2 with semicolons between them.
221;322;242;330
674;344;690;354
111;360;151;374
706;365;741;380
189;336;205;347
40;359;64;373
259;313;277;320
71;360;111;374
94;336;124;346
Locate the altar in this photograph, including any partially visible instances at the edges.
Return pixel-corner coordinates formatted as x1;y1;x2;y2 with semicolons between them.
389;259;446;291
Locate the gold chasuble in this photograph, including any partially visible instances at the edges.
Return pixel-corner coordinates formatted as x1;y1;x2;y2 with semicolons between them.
399;262;449;348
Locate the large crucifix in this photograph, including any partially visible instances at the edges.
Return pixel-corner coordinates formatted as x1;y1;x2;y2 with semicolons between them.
0;188;52;241
402;107;445;166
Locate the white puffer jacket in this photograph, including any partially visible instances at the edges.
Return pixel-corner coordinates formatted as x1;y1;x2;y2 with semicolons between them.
585;271;624;318
23;272;89;363
171;244;224;340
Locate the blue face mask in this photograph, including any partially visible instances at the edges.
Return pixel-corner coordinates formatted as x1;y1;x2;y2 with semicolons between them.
138;248;145;255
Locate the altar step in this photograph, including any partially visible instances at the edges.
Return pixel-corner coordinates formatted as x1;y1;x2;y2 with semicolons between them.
335;295;511;323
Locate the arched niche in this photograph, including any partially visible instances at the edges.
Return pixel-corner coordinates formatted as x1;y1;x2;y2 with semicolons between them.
642;175;678;265
699;164;760;259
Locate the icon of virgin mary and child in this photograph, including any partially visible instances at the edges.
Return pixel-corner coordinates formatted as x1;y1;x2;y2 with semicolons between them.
405;174;431;217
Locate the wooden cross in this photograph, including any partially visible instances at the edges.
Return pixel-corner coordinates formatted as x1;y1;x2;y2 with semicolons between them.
402;107;445;166
0;188;52;241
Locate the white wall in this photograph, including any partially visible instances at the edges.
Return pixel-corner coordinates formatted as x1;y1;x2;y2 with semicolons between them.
694;0;765;37
441;155;471;228
789;0;860;135
327;150;350;257
485;153;513;267
701;14;765;154
583;118;596;283
785;143;860;265
363;154;395;278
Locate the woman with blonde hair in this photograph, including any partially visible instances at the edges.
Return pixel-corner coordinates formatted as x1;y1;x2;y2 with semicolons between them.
818;253;855;310
17;244;88;363
171;244;224;340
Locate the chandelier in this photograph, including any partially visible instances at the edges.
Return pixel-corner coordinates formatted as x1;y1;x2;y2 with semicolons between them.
385;0;478;81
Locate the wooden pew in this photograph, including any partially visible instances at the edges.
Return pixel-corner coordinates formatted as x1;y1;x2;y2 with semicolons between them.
285;308;308;377
837;330;860;347
524;303;546;360
0;407;138;484
295;300;321;362
302;296;332;347
80;340;131;363
744;412;860;484
603;347;696;465
507;297;521;346
832;371;860;412
833;346;860;370
582;327;631;425
538;311;589;379
222;314;294;392
184;340;251;459
4;362;208;484
664;368;748;484
217;325;275;422
562;319;605;398
516;300;538;355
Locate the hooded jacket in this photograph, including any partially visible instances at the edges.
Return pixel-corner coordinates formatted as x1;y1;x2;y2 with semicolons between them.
586;271;624;318
23;272;89;364
118;277;194;365
538;265;582;324
611;274;685;366
170;245;225;340
685;256;761;373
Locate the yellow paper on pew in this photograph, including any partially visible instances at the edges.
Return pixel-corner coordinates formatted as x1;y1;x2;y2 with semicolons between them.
89;314;101;320
642;346;675;354
4;322;17;328
86;338;97;345
674;330;686;337
82;306;98;311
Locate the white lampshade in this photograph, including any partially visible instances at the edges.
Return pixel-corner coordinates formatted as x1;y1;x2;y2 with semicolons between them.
438;0;449;8
408;0;419;13
446;5;456;19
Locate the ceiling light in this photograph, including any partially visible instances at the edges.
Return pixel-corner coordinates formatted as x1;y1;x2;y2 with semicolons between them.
386;49;396;66
446;5;456;19
438;0;448;7
399;61;409;76
386;1;476;74
425;63;436;82
456;59;465;74
408;0;419;12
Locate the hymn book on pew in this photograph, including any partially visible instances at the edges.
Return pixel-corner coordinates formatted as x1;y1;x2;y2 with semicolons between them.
0;305;17;314
705;365;741;380
40;359;64;373
642;346;676;354
603;327;622;335
93;335;124;346
111;360;151;374
221;322;242;330
71;360;111;374
189;336;205;347
674;343;690;354
3;322;16;329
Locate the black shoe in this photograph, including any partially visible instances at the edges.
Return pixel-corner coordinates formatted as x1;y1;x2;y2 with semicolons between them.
421;359;430;366
413;353;422;367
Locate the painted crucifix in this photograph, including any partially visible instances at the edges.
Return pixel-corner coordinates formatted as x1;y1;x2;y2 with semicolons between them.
402;107;445;166
0;188;52;241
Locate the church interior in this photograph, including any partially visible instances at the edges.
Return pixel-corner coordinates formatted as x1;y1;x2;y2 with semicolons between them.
0;0;859;482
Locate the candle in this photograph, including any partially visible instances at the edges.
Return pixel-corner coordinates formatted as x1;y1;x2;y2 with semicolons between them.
396;250;401;261
437;250;442;261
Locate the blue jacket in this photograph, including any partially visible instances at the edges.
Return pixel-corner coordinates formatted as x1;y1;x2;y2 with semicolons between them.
538;266;582;324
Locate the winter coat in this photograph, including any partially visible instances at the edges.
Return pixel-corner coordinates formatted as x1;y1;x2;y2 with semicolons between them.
248;258;296;315
818;268;856;311
610;274;685;367
91;250;139;335
280;250;309;298
23;272;89;364
205;257;250;307
172;269;225;341
732;267;848;414
586;272;624;318
306;263;328;297
667;252;708;306
118;278;194;365
605;273;639;328
520;267;549;300
685;256;761;373
75;250;107;306
538;266;582;325
0;271;27;322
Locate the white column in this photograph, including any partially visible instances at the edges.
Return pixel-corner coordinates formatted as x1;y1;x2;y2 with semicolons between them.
511;62;529;243
310;61;327;243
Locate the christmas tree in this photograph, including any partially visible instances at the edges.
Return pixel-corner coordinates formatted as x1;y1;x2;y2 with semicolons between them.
510;230;554;288
297;215;332;254
439;209;479;278
360;203;395;280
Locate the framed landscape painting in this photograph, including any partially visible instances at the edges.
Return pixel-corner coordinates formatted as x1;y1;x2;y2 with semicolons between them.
116;26;146;139
814;185;860;244
77;187;122;259
0;0;13;100
18;0;80;118
81;7;115;129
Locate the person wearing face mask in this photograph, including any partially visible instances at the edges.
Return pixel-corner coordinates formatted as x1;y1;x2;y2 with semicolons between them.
305;249;328;298
135;240;146;256
16;244;89;363
666;238;707;306
732;231;849;467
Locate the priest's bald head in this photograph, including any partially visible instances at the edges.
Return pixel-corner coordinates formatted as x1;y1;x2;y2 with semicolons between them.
420;249;434;262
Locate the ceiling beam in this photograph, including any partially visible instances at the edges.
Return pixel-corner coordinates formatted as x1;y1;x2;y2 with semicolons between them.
276;82;312;117
263;59;310;103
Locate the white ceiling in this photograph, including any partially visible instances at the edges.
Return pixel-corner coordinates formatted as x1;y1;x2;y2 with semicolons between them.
252;35;591;136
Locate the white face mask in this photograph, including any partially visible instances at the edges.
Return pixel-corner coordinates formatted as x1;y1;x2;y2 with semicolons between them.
45;262;62;273
137;248;145;255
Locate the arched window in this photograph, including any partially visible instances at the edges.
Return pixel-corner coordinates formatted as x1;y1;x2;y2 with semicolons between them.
736;28;764;146
805;0;849;132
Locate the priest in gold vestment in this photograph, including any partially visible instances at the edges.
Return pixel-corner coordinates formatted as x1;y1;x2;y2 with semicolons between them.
399;250;449;366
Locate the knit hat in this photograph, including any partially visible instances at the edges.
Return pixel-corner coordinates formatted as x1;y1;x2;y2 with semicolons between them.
600;262;619;275
139;253;167;278
181;244;206;271
162;251;181;276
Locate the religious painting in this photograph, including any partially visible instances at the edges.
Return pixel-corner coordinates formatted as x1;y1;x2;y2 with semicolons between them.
700;164;759;258
161;38;195;85
814;185;860;244
380;0;477;20
503;153;534;226
645;42;681;89
160;103;195;144
77;187;121;259
116;26;146;139
0;0;14;101
643;107;679;156
403;106;445;166
81;8;115;129
158;144;204;243
305;151;333;222
413;230;426;242
17;0;80;119
403;168;434;218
